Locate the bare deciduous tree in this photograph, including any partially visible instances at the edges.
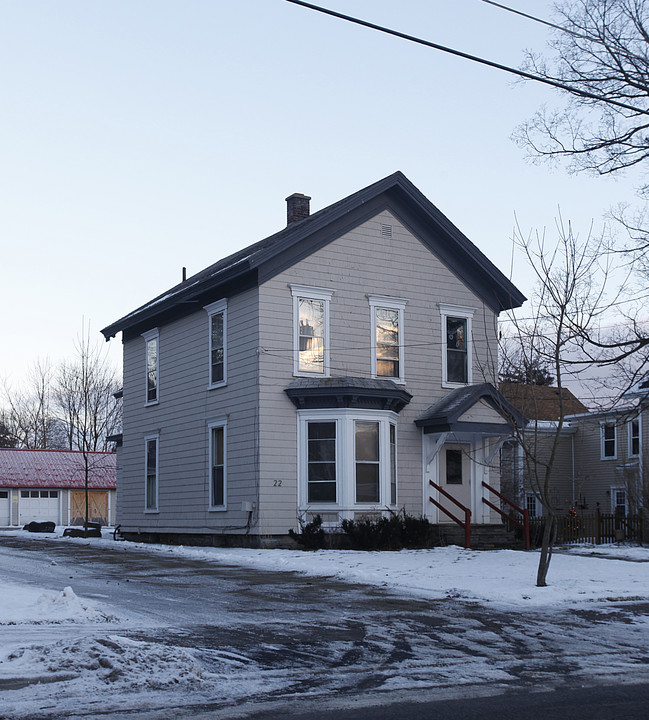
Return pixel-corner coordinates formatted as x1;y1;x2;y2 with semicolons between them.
53;329;121;535
1;360;65;449
502;218;635;586
516;0;649;186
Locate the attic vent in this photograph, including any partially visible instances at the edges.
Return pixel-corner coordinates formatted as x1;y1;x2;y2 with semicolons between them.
381;224;393;238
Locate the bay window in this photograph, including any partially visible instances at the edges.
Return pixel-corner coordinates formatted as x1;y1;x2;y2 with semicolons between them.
299;410;397;510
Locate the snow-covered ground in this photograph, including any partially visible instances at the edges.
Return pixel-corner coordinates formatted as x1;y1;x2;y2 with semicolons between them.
2;530;649;720
3;528;649;612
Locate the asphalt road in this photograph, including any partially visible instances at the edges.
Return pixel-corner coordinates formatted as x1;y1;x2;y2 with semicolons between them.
2;534;649;719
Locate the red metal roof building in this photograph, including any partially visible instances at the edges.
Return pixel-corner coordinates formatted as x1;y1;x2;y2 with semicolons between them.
0;449;116;527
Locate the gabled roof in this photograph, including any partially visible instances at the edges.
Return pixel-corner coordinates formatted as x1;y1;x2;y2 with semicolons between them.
499;382;589;421
0;449;116;490
101;172;526;340
415;383;524;434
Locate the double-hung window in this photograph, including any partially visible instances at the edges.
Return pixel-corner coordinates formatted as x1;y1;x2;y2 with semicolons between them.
204;299;227;388
368;295;407;382
439;305;475;386
629;417;640;457
142;329;159;405
144;434;159;511
208;419;227;510
601;422;617;459
299;411;397;509
290;285;334;376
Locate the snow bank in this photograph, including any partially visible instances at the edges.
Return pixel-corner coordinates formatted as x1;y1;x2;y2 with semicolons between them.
0;582;115;625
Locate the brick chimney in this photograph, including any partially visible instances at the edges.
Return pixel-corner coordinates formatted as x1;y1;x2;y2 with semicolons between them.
286;193;311;225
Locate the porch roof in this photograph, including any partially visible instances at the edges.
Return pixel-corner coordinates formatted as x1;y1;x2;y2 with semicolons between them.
415;383;525;435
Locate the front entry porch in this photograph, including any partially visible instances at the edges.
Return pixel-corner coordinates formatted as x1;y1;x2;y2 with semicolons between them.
416;383;529;549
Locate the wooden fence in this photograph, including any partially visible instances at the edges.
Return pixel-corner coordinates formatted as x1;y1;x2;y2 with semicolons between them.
529;509;643;547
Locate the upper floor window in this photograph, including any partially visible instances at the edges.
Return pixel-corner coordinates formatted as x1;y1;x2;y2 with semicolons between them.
142;329;159;405
208;419;227;510
290;285;334;376
144;434;159;511
601;422;617;459
368;295;407;382
439;304;475;386
629;417;640;457
204;299;227;388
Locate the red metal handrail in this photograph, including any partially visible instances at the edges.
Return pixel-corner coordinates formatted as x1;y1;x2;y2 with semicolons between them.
429;479;472;549
481;481;530;550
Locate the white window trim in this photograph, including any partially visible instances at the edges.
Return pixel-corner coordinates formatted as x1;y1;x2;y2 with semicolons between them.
368;294;408;384
439;304;475;388
601;421;617;460
144;433;159;513
204;299;228;389
207;417;227;511
297;408;398;511
290;284;334;377
628;416;641;458
142;328;159;406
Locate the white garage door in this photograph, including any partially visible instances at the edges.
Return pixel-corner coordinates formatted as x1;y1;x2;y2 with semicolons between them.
0;490;9;525
19;490;60;525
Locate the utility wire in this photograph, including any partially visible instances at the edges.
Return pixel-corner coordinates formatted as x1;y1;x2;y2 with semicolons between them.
284;0;649;116
480;0;566;34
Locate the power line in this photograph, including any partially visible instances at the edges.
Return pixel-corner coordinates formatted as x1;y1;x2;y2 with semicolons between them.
284;0;649;116
480;0;566;34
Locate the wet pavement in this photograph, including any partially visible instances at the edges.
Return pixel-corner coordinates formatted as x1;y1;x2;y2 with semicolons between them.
2;534;649;719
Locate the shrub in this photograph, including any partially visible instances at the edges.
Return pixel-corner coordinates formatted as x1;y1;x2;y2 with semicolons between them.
288;514;327;550
342;510;438;550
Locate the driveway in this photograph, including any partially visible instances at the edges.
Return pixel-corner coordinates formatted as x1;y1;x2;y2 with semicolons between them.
1;534;649;719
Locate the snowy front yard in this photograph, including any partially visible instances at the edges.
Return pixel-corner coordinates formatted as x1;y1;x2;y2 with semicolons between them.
2;531;649;720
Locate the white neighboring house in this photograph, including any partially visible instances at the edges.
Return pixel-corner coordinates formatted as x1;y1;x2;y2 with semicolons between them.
0;449;116;527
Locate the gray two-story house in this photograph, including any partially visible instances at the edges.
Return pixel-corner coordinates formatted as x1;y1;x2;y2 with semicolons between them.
102;172;526;545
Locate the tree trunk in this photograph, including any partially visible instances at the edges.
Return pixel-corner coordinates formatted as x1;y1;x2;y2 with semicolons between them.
536;513;556;587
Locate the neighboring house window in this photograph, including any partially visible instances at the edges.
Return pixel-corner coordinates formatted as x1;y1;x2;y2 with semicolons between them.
601;422;617;459
629;418;640;457
290;285;334;376
204;299;227;388
612;487;627;516
208;420;226;509
142;329;159;405
368;295;407;382
298;410;397;509
439;304;475;386
144;435;159;511
526;493;539;518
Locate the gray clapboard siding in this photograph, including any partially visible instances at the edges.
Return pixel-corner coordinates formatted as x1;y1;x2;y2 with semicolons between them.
256;210;499;534
117;285;261;533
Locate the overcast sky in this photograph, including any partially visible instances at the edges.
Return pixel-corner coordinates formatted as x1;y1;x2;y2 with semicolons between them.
0;0;642;388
